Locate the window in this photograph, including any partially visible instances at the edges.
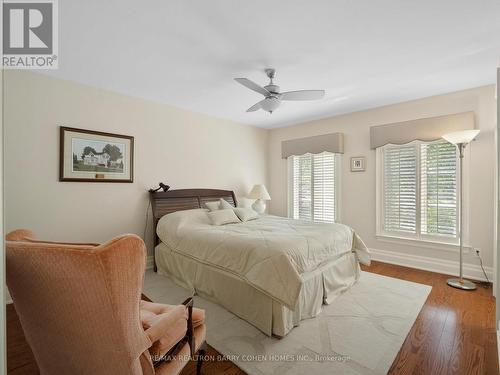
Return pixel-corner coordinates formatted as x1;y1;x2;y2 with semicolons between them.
377;140;459;243
289;152;339;223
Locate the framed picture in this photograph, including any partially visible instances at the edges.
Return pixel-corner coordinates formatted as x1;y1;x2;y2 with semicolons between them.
350;157;366;172
60;126;134;182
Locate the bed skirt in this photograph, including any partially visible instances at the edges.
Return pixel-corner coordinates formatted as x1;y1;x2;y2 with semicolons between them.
155;242;360;337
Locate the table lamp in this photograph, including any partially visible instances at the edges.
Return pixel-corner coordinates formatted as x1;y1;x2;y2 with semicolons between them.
248;184;271;214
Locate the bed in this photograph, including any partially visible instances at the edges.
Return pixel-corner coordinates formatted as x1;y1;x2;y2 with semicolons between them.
150;189;370;337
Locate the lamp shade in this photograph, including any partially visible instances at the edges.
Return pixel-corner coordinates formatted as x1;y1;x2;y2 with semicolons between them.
442;129;480;145
248;184;271;200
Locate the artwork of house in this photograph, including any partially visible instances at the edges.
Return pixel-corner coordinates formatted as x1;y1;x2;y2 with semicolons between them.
83;151;111;167
70;137;126;175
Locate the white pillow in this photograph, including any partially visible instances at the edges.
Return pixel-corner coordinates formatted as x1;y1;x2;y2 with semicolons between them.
205;201;221;211
207;209;241;225
233;207;259;222
219;198;234;209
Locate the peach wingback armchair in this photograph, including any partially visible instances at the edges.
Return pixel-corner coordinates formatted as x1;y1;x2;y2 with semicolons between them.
6;229;206;375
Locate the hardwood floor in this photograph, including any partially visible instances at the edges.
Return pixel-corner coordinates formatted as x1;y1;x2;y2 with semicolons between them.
6;304;38;375
7;261;498;374
364;262;498;375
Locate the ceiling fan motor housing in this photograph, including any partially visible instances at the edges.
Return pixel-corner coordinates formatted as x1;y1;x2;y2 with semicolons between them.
261;96;280;113
264;84;280;94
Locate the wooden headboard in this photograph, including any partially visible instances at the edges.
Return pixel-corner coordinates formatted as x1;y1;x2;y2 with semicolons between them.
149;189;237;271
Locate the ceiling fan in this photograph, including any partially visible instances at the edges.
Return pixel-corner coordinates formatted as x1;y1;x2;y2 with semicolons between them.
234;68;325;114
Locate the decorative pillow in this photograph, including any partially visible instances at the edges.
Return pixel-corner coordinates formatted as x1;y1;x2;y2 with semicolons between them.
219;198;234;209
207;209;241;225
205;201;221;211
233;207;259;222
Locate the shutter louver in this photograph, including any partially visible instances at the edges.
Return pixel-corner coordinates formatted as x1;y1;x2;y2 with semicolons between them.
383;145;417;233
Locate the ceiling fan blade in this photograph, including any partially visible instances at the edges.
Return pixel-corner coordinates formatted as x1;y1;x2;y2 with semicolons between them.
280;90;325;101
235;78;270;96
246;99;266;112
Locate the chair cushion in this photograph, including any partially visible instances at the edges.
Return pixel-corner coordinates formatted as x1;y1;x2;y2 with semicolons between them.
192;307;205;328
140;300;206;359
153;325;206;375
150;320;187;359
141;307;187;358
140;300;205;328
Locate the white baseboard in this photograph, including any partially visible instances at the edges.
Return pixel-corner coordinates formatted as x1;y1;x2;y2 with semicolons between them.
370;248;494;282
146;255;154;270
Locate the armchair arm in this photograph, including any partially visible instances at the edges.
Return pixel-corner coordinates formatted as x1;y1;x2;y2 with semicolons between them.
182;297;195;356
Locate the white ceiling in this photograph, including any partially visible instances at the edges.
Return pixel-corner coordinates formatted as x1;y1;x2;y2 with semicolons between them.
45;0;500;128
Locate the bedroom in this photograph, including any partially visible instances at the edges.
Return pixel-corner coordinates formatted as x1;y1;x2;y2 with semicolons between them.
1;1;500;374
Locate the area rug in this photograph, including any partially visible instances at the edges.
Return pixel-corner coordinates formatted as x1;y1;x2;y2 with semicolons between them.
144;270;431;375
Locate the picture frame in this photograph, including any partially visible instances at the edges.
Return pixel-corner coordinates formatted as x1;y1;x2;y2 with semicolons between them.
350;156;366;172
59;126;134;182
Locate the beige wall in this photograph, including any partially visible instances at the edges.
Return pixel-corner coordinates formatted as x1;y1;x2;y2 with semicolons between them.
4;71;268;255
268;85;497;275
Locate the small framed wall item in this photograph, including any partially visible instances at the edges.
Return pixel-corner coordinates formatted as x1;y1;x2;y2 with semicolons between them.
350;156;366;172
60;126;134;182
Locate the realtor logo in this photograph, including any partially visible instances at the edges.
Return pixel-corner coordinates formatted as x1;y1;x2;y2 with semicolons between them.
2;0;58;69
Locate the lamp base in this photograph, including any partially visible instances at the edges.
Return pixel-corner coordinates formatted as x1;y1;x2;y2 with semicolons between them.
252;199;266;215
447;278;476;291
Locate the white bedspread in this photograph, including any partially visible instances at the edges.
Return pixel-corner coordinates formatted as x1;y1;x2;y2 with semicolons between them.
156;209;370;309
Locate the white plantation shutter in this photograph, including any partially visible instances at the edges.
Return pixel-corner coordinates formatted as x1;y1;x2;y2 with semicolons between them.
313;153;336;223
379;140;459;242
291;152;337;222
292;154;313;221
420;142;457;236
383;145;417;233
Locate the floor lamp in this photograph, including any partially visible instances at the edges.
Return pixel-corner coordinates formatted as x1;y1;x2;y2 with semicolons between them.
442;129;480;290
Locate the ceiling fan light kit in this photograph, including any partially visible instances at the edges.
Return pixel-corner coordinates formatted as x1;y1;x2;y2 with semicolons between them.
235;68;325;114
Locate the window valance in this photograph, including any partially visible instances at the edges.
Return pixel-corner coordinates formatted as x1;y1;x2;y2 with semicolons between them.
369;112;475;149
281;132;344;159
